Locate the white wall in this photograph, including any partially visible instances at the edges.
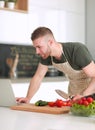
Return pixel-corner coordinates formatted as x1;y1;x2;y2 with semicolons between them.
86;0;95;59
0;0;85;44
0;10;29;44
28;0;85;43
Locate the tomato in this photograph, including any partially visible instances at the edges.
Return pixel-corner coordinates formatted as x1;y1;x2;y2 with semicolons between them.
62;101;67;106
81;97;87;101
55;99;63;107
66;100;72;106
77;99;83;105
86;97;93;103
83;100;89;106
48;102;55;107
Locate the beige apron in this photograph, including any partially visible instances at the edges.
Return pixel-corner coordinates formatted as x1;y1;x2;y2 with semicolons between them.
51;54;91;96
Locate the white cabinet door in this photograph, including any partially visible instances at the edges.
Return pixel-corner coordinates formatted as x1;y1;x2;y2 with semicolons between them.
28;0;58;10
0;10;28;44
29;0;85;13
65;12;85;43
27;8;67;44
58;0;85;13
28;0;85;44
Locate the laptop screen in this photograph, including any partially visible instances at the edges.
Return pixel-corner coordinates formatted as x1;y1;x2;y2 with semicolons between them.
0;79;17;107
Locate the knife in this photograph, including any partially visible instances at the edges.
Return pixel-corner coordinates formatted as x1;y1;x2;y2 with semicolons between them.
55;89;95;100
55;89;71;99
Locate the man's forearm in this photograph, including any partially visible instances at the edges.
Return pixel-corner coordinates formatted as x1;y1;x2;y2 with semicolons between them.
26;76;42;101
83;78;95;96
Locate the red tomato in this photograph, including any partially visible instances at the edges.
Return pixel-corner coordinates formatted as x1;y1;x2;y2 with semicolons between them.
86;97;93;103
66;100;72;106
55;99;63;107
48;102;55;107
77;99;83;105
83;100;89;106
62;101;67;106
81;97;87;101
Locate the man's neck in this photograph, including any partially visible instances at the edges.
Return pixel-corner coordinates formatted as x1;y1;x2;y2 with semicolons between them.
54;43;63;60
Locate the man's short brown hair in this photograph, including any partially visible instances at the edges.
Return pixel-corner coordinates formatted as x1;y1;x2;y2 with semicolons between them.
31;27;53;41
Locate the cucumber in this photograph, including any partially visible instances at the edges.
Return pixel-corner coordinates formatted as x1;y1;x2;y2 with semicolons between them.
35;100;48;106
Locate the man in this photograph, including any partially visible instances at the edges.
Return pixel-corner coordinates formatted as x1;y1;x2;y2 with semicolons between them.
17;27;95;103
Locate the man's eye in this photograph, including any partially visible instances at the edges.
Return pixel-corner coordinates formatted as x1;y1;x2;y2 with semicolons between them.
37;46;41;49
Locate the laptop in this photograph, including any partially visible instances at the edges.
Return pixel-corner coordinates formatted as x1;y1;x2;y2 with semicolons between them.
0;79;17;107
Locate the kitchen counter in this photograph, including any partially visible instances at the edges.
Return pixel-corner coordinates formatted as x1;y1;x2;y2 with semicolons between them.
0;107;95;130
11;76;68;83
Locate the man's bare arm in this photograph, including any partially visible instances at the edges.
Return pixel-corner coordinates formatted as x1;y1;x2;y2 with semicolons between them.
82;61;95;95
26;63;48;100
17;63;48;103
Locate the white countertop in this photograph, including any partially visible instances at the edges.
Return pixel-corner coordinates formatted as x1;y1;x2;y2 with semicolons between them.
0;107;95;130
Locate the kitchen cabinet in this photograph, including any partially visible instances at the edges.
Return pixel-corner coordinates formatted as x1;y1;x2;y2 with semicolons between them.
28;0;58;11
0;10;28;44
15;0;28;12
28;0;84;12
0;0;28;13
28;0;85;43
27;8;85;43
65;12;85;43
0;0;85;44
58;0;85;13
27;9;66;43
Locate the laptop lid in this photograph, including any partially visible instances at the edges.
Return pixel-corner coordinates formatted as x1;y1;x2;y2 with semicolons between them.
0;79;17;107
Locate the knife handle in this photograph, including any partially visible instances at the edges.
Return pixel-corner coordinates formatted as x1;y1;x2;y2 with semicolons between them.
85;93;95;99
69;95;74;100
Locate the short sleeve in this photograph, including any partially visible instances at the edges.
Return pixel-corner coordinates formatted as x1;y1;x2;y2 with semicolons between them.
40;56;52;66
75;44;93;68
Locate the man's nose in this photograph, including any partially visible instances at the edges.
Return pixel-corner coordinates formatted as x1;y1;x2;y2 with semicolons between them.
36;48;40;54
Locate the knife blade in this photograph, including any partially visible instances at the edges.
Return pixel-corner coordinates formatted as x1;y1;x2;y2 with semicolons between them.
55;89;70;99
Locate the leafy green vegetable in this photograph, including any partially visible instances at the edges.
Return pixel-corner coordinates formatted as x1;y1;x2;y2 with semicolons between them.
70;100;95;117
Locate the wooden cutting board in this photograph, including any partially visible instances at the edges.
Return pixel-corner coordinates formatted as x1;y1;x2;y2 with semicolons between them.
10;104;70;114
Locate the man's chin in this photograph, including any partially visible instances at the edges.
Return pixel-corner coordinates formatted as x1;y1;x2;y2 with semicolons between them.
42;56;47;59
41;55;48;59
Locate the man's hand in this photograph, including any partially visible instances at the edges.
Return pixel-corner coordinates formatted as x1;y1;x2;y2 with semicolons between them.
16;97;30;103
72;94;83;101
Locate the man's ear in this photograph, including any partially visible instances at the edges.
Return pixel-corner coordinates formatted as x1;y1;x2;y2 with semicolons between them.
48;39;53;46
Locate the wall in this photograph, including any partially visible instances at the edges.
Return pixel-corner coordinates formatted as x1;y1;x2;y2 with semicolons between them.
28;0;85;43
85;0;95;59
0;10;29;44
0;0;85;44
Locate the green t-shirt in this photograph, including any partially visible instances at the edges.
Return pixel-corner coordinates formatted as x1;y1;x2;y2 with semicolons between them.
40;42;93;70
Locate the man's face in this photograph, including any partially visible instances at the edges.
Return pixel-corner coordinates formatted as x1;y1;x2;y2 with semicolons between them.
33;36;51;59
